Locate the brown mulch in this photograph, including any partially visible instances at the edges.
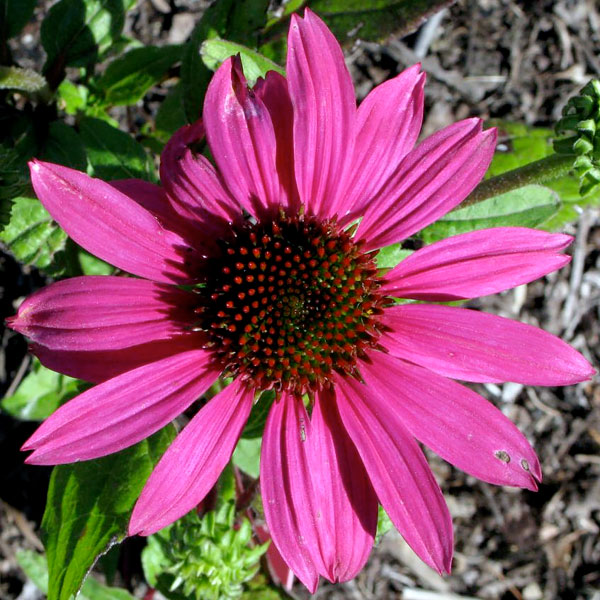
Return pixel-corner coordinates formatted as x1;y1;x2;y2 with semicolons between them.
1;1;599;599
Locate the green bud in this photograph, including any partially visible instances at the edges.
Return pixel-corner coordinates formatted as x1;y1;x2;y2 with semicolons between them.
554;78;600;196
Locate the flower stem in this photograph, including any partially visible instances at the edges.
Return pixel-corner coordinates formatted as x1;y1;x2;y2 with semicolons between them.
462;153;575;207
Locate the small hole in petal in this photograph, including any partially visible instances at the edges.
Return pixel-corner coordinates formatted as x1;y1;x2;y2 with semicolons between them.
495;450;511;463
521;458;530;471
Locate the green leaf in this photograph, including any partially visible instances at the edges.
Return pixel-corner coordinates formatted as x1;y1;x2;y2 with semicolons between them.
0;0;36;40
41;0;128;72
486;120;600;230
181;0;270;123
97;45;183;106
375;505;393;544
42;122;88;171
375;244;413;270
79;116;155;180
42;425;176;600
155;83;187;140
78;248;113;275
241;391;275;439
233;437;261;478
16;550;136;600
57;80;89;115
1;359;86;421
200;38;284;86
309;0;457;40
0;196;68;275
0;66;48;95
487;121;554;176
420;185;561;243
0;143;30;205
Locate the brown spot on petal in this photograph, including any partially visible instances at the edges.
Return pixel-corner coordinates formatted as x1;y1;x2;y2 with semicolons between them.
495;450;511;463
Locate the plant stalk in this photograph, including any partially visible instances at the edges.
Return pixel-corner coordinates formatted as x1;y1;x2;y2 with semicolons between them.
462;153;575;207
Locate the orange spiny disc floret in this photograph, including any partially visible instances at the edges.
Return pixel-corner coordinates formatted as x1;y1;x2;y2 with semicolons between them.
199;213;387;395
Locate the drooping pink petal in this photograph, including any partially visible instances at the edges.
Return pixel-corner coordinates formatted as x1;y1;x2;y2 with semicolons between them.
31;336;207;383
380;304;594;385
356;119;497;250
159;119;242;239
309;389;378;583
342;65;425;222
203;56;281;217
129;379;253;535
359;351;543;490
287;9;356;218
8;275;196;351
260;393;320;593
109;178;202;243
254;70;300;213
22;349;221;464
29;160;197;283
381;227;572;301
334;373;453;574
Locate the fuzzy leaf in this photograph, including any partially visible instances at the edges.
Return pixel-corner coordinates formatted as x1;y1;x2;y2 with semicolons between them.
42;425;176;600
0;196;68;275
1;359;87;421
79;117;155;181
97;45;183;106
420;185;561;243
201;38;284;86
0;66;48;94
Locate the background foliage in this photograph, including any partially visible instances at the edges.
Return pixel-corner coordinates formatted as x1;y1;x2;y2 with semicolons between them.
1;0;599;599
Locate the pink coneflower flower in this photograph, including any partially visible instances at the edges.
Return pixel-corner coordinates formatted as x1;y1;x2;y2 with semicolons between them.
10;9;593;592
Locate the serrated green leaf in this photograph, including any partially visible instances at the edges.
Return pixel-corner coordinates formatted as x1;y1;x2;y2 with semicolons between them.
200;38;284;86
41;0;128;73
421;185;561;244
79;116;154;180
141;529;171;588
42;122;88;171
16;550;136;600
0;66;48;95
233;437;261;478
97;45;183;106
241;391;275;439
0;0;36;40
42;425;176;600
1;359;87;421
0;196;68;275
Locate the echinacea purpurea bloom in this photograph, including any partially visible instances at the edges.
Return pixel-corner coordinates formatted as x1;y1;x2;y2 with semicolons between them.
10;9;594;593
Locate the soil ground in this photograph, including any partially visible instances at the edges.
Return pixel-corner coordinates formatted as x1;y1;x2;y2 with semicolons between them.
1;1;599;599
